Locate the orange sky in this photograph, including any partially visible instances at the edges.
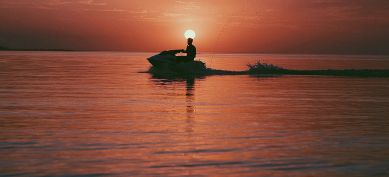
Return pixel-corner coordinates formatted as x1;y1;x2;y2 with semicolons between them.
1;0;389;54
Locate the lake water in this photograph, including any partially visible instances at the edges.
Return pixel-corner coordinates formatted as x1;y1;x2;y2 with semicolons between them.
1;51;389;176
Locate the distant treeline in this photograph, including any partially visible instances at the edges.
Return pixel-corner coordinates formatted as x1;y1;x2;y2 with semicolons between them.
0;46;9;50
0;46;76;51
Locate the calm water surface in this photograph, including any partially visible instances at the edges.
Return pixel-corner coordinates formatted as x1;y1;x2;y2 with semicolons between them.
1;51;389;176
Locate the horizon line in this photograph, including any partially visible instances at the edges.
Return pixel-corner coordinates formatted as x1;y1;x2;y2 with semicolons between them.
1;49;389;56
1;45;389;56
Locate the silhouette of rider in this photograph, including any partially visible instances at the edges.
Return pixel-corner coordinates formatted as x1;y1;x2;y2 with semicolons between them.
177;38;196;62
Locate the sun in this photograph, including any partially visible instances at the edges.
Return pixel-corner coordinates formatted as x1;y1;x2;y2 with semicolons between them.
184;29;196;39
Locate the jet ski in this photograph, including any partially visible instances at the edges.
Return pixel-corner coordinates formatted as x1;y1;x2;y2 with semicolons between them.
147;50;207;74
147;50;181;67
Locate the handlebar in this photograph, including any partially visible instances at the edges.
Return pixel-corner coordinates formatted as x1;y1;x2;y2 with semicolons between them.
160;49;183;55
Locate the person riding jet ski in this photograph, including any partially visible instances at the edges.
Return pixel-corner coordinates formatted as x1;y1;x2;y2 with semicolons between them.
176;38;196;62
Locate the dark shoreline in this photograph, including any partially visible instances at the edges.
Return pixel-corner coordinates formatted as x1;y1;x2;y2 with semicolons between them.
0;49;78;52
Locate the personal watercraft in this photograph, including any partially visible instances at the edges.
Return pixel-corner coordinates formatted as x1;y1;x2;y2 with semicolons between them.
147;50;206;74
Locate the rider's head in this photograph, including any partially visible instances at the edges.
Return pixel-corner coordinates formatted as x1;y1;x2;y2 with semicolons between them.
187;38;193;45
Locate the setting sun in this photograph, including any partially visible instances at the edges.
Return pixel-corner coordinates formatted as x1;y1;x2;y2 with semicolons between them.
184;29;196;39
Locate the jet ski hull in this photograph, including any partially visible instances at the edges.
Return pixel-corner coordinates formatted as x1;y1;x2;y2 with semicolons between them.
147;52;207;75
147;54;176;68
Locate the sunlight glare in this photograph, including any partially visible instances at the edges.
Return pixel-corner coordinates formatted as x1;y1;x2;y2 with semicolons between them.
184;29;196;39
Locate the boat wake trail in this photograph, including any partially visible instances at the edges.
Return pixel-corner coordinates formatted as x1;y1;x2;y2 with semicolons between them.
145;61;389;78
